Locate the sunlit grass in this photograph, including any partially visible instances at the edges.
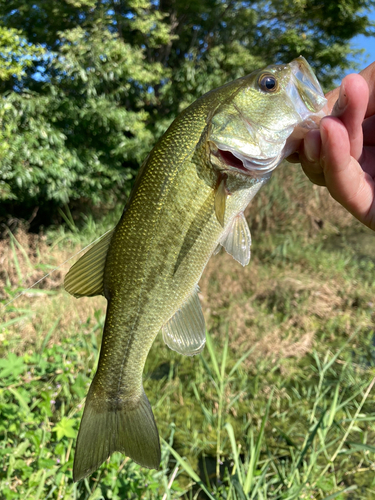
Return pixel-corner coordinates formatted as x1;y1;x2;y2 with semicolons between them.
1;163;375;498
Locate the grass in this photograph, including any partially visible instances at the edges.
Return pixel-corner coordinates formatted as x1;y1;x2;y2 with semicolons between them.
1;163;375;498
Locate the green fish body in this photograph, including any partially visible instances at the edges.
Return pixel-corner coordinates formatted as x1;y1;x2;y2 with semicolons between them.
64;57;326;481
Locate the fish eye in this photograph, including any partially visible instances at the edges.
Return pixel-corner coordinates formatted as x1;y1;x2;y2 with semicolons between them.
258;73;278;92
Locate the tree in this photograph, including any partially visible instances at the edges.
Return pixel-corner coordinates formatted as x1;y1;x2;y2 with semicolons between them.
0;0;374;226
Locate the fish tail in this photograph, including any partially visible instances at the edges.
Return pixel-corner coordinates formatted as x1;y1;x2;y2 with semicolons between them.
73;383;161;482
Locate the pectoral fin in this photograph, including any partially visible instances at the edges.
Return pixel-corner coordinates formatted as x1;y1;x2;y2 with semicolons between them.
162;286;206;356
214;177;227;227
64;229;114;298
221;213;251;266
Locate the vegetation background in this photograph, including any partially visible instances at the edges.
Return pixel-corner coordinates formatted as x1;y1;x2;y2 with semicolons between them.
1;0;375;498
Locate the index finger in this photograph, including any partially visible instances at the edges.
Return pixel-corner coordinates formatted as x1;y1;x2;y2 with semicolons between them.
330;74;368;161
323;61;375;118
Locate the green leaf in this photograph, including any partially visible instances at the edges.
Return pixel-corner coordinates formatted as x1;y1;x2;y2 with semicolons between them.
53;417;77;440
0;352;26;380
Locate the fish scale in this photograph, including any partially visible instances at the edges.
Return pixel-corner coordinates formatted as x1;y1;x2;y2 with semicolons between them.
63;56;327;481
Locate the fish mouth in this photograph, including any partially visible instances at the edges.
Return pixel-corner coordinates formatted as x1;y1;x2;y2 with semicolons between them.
213;142;281;177
210;56;327;177
210;115;288;177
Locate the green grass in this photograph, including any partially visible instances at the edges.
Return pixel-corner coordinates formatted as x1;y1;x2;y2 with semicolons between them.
1;320;375;499
1;163;375;499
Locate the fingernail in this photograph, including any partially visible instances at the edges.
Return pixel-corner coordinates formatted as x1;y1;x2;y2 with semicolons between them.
332;83;347;115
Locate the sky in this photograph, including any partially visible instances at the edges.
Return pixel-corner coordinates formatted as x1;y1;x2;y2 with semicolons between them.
345;9;375;76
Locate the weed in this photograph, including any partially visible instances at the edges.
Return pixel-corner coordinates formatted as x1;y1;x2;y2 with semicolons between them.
1;163;375;498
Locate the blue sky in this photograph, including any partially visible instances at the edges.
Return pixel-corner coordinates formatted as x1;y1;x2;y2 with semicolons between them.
345;9;375;75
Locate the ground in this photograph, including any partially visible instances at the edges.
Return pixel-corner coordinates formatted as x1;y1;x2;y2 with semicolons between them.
1;162;375;499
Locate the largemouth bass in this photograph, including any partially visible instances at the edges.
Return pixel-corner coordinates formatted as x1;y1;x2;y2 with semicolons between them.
64;56;326;481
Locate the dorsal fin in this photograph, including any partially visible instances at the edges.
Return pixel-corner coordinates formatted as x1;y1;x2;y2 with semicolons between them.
64;229;114;298
162;286;206;356
221;212;251;266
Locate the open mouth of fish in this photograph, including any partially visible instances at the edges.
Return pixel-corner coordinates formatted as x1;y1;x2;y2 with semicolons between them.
212;134;285;177
211;57;327;178
215;146;280;175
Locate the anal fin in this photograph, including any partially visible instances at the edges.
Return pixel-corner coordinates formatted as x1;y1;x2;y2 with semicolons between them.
162;286;206;356
221;212;251;266
64;229;114;298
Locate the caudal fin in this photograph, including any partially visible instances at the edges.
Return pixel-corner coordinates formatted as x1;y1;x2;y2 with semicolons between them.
73;386;161;482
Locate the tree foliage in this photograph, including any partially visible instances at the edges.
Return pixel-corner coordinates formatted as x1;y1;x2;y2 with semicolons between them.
0;0;374;225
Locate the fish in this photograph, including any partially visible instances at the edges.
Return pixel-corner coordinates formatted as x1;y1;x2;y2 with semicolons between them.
64;56;326;481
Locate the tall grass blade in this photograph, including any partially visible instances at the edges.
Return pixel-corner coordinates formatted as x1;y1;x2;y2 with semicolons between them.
34;470;47;500
345;442;375;453
329;376;375;462
220;332;229;382
321;328;359;374
58;205;78;233
225;422;243;482
205;331;221;381
321;484;357;499
0;313;33;331
39;317;61;355
5;227;33;270
8;388;30;415
191;382;214;423
295;410;326;470
249;462;269;500
244;389;273;495
326;383;339;429
275;427;298;448
228;346;255;378
162;440;216;500
231;476;247;500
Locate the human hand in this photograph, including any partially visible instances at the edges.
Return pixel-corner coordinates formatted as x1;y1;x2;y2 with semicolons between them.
289;62;375;230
